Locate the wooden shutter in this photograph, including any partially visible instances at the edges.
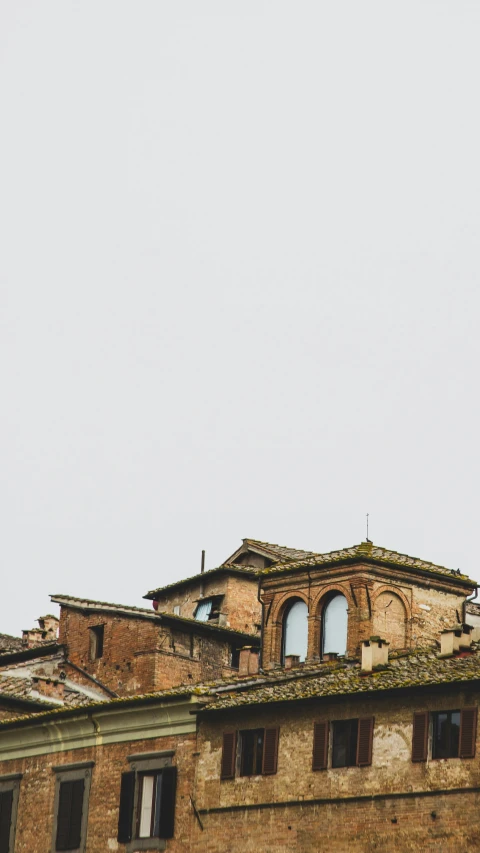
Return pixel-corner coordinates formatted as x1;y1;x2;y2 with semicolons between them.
459;707;477;759
220;732;237;780
0;789;13;853
158;766;177;839
262;727;279;775
312;722;329;770
412;711;429;762
117;771;135;844
55;779;84;851
356;717;374;766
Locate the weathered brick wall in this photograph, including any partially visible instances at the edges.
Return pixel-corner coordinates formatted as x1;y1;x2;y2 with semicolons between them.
261;564;469;667
194;686;480;852
0;732;197;853
155;574;260;635
60;608;241;696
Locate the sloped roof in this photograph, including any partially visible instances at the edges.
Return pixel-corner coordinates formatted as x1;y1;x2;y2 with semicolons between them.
143;565;258;600
0;633;23;654
51;594;259;644
204;646;480;711
261;541;476;585
222;538;317;566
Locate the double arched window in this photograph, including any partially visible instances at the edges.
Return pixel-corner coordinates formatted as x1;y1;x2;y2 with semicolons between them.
282;599;308;663
321;593;348;657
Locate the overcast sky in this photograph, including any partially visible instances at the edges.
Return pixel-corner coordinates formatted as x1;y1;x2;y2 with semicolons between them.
1;2;479;636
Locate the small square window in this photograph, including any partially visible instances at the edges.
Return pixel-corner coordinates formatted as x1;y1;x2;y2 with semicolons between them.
89;625;104;660
432;710;461;759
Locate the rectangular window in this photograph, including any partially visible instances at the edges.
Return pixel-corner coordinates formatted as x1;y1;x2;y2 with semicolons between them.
413;708;477;762
118;751;177;849
52;762;93;853
89;625;104;660
221;728;279;780
332;719;358;768
314;718;374;770
230;647;241;669
240;729;264;776
0;774;21;853
432;710;460;759
194;596;223;622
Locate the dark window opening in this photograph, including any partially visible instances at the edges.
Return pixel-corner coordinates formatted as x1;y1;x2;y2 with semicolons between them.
240;729;264;776
0;788;14;853
89;625;104;660
221;728;279;780
230;647;241;669
332;719;358;768
432;710;460;759
56;779;85;851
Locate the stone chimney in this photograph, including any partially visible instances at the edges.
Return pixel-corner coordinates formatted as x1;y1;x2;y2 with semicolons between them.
284;654;300;670
440;623;473;657
361;637;389;672
238;647;259;676
38;615;59;642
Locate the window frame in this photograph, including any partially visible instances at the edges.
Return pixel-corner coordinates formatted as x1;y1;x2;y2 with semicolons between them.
194;596;224;622
321;592;349;659
282;598;309;664
51;761;93;853
0;773;22;853
220;728;279;780
119;750;177;852
412;707;477;762
312;718;374;770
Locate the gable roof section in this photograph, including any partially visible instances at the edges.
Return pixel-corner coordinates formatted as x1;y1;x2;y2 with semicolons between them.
222;538;317;566
51;594;259;645
261;541;476;586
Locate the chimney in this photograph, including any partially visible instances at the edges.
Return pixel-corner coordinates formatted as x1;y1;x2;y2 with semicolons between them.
440;623;473;657
238;647;259;676
284;654;301;670
37;615;59;642
361;637;389;673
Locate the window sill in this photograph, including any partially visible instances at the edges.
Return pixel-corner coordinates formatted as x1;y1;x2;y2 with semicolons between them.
125;839;166;852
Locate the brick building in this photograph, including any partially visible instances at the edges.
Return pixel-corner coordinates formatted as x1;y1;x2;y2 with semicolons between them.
1;537;480;852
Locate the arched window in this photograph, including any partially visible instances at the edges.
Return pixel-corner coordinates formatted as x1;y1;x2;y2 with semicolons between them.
282;599;308;663
322;593;348;657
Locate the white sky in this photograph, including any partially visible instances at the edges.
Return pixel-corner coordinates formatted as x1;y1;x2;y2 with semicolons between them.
1;2;480;636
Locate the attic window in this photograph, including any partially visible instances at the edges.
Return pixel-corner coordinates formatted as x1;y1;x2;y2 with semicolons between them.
194;596;223;622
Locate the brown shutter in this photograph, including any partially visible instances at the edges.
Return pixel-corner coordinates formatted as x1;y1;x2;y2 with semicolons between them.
0;789;13;853
55;779;84;851
220;732;237;780
117;771;135;843
412;711;429;762
262;727;279;775
312;722;329;770
356;717;374;766
158;766;177;839
459;707;477;759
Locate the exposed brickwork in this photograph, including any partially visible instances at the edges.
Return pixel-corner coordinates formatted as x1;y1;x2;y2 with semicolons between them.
153;573;260;636
0;732;197;853
261;562;469;667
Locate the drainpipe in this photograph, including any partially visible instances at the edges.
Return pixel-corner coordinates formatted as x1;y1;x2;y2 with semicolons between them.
257;578;264;672
464;586;479;623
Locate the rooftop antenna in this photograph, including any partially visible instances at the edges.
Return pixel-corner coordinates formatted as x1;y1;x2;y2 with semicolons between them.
201;550;205;574
366;513;372;543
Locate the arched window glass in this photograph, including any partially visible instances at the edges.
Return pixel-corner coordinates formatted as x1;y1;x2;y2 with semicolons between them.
322;594;348;657
283;600;308;662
